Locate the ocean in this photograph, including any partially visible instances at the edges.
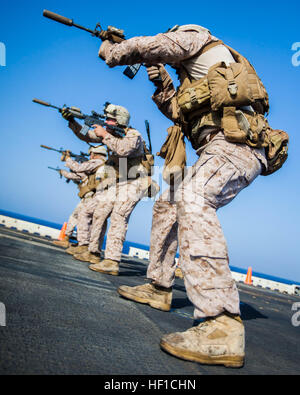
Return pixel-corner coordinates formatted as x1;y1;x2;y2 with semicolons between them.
1;209;299;286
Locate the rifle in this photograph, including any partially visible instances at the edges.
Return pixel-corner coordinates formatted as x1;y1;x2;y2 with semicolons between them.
33;98;126;138
48;166;71;183
42;10;160;81
144;120;152;154
41;144;89;163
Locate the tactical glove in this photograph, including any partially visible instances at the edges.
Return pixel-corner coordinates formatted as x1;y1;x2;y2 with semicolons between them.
146;64;171;87
99;30;110;41
61;150;71;162
61;107;74;121
147;65;160;82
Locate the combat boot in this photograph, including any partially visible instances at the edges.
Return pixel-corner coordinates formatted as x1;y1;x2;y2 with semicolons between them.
53;236;70;248
118;283;172;312
160;313;245;368
74;250;100;264
89;259;119;276
66;244;88;256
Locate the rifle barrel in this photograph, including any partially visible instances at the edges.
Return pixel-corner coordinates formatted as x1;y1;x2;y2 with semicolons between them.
43;10;73;26
33;98;50;106
33;98;61;111
43;10;96;35
42;145;62;154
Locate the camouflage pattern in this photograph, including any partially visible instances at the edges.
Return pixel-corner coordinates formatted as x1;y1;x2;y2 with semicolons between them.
60;169;82;182
103;128;145;159
67;122;148;259
88;176;146;261
76;194;107;249
65;157;106;179
146;188;178;289
60;169;83;237
175;132;264;319
62;157;106;244
99;31;212;68
65;200;81;237
99;29;268;321
78;127;147;261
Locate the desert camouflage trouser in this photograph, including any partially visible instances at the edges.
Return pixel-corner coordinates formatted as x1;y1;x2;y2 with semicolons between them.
65;197;92;237
88;178;146;262
147;188;179;288
172;134;264;319
76;195;107;249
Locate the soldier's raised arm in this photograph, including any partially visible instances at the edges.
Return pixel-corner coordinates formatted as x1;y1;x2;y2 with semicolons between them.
146;64;176;121
98;29;212;67
60;169;82;182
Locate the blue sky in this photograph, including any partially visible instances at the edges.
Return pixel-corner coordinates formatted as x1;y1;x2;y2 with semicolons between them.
0;0;299;281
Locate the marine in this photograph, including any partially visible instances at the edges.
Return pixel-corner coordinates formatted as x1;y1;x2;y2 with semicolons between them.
53;145;107;249
62;144;108;257
97;24;289;367
62;102;152;275
52;166;83;248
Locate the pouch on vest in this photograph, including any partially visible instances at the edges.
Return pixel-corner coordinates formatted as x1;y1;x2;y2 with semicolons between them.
207;62;253;111
225;45;269;115
109;154;149;181
78;184;92;199
177;77;210;114
262;128;289;176
222;107;269;148
140;177;160;199
158;124;186;184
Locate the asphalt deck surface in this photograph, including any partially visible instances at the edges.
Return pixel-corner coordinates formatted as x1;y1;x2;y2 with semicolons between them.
0;226;299;375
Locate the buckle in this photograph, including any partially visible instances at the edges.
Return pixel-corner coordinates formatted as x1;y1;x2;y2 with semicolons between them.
228;81;238;96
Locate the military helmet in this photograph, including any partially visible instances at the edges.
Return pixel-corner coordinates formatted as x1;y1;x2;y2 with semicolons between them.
88;145;107;156
104;103;130;127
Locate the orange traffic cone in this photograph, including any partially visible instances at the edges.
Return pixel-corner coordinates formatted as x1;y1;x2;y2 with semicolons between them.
244;267;253;285
58;222;68;241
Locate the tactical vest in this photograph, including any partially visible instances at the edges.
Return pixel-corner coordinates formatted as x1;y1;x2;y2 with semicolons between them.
105;129;154;181
77;165;103;199
171;41;288;174
174;41;270;147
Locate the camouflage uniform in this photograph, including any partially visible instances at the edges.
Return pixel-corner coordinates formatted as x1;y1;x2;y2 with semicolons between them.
88;129;147;262
60;169;83;237
146;188;178;289
68;121;148;262
99;29;267;319
63;157;106;246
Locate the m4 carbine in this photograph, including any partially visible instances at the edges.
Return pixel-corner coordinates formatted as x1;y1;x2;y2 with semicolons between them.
33;98;126;138
41;145;89;163
48;166;71;183
42;10;160;81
